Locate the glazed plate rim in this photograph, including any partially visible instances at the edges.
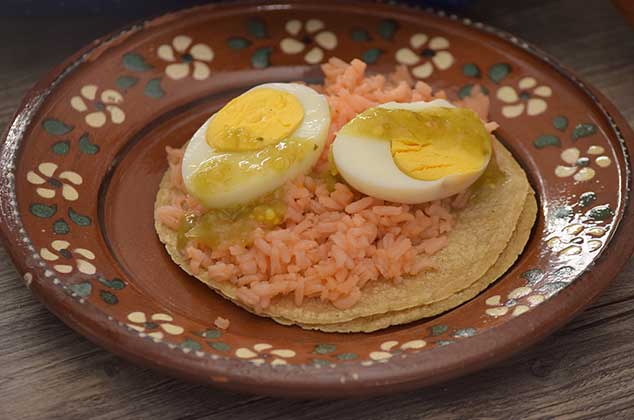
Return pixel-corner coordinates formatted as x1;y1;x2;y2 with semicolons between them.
1;0;633;398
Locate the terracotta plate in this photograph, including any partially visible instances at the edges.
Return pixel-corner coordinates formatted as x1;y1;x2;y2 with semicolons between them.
1;1;633;398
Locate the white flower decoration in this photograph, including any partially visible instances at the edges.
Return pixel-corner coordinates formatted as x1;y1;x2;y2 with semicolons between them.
484;288;544;318
40;240;96;275
235;343;296;366
157;35;214;81
70;85;125;128
395;33;454;78
279;19;338;64
496;76;552;118
369;339;427;361
555;146;611;181
126;311;184;340
26;162;82;201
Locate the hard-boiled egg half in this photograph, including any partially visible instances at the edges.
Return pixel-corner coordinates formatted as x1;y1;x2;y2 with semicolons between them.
182;83;330;208
331;99;492;204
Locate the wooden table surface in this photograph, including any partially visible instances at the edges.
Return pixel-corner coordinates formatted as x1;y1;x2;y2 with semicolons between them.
1;1;633;419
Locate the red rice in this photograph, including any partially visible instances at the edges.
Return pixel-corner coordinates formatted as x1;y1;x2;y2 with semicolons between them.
158;58;490;311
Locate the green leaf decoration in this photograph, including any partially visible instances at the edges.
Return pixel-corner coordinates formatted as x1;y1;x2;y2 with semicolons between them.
552;205;573;219
586;204;613;221
462;63;481;78
97;276;126;290
52;219;70;235
312;358;331;367
68;207;92;226
201;329;222;339
533;134;561;149
362;48;382;64
78;133;99;154
227;37;251;49
180;338;202;351
313;343;336;354
430;324;448;336
458;84;489;99
578;191;597;207
336;352;358;360
116;75;139;91
552;115;568;131
100;290;119;305
552;266;574;281
251;47;272;69
453;328;476;338
488;63;511;84
539;281;568;295
43;118;73;136
247;18;268;39
378;19;398;40
123;52;153;72
210;342;230;352
30;203;57;218
108;279;126;290
144;78;165;99
51;140;70;155
69;282;92;297
572;123;597;140
521;268;544;285
458;84;473;99
351;29;370;42
437;340;454;346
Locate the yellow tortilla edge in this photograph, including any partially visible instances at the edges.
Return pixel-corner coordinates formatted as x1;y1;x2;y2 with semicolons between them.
286;190;536;332
154;139;532;326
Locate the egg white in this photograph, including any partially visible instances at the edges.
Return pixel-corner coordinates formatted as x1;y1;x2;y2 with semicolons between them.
182;83;330;208
331;99;491;204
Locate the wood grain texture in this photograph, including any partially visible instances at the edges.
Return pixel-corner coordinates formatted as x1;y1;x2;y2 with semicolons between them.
1;1;633;418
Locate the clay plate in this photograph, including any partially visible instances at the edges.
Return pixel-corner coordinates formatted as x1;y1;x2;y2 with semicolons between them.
1;0;633;398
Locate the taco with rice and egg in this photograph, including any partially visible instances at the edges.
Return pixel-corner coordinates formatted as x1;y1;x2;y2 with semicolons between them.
154;58;536;333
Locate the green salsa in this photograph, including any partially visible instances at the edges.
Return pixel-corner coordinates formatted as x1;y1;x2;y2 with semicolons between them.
177;189;287;249
340;107;491;181
189;138;314;196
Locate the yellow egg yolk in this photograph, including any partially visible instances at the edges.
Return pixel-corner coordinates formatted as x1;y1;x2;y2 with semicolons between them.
206;88;305;152
340;107;491;181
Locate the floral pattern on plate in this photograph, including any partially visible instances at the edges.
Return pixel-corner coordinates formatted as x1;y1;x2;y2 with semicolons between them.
0;3;630;397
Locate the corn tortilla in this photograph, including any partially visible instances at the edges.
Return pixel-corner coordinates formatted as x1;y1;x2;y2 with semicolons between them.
287;190;536;332
155;139;533;329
